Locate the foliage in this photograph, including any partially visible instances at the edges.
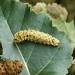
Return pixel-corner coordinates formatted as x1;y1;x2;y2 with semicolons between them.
52;18;75;47
0;0;73;75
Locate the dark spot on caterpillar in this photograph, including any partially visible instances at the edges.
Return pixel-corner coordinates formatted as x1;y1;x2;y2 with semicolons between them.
27;35;28;37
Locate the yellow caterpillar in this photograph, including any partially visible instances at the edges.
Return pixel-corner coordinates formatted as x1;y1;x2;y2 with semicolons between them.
14;29;60;46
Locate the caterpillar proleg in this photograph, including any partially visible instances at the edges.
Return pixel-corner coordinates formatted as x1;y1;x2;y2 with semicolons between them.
13;30;60;46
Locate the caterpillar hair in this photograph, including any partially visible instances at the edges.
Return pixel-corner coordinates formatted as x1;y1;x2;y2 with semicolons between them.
13;29;60;46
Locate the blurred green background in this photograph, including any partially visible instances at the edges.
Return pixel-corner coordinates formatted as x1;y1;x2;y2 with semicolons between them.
20;0;75;23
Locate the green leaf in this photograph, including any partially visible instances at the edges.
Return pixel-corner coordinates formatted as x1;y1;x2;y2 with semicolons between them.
0;0;30;75
0;0;72;75
52;18;75;47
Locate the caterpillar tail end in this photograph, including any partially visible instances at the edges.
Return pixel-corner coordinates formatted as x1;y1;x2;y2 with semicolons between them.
52;38;61;46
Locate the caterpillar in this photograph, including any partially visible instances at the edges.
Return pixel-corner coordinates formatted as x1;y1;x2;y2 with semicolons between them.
13;29;60;46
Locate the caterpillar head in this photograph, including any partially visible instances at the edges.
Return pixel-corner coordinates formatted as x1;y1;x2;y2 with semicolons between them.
13;30;27;43
14;36;20;43
13;32;21;43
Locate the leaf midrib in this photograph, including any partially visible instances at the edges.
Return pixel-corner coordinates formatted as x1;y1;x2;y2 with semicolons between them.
0;5;30;75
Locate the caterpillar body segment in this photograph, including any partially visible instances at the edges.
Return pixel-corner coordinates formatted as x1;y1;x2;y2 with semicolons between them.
14;30;60;46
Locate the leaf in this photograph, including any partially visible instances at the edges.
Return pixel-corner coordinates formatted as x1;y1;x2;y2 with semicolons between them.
52;18;75;47
0;0;73;75
0;0;30;75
